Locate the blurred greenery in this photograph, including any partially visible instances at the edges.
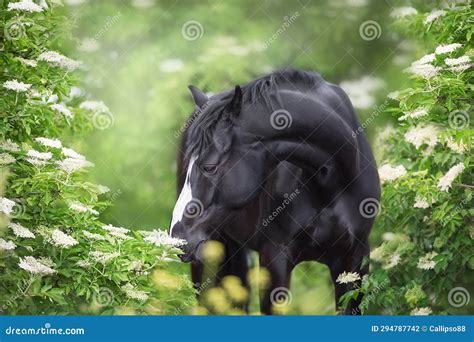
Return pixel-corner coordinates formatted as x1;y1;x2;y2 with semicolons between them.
64;0;426;314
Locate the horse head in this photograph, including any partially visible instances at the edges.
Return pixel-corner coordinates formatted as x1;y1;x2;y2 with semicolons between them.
169;85;267;262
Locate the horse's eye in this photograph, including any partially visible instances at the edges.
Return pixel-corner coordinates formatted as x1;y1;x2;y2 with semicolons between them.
202;164;218;174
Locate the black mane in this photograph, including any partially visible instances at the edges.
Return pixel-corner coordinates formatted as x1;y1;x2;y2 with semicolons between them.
184;69;323;162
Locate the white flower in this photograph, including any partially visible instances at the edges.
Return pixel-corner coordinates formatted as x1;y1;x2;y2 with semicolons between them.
1;139;20;152
414;195;429;209
58;158;94;173
69;201;99;215
370;246;384;262
404;64;440;79
411;53;436;66
0;238;16;251
76;260;92;268
387;91;400;100
398;107;428;121
142;229;186;247
50;103;73;119
384;254;400;269
424;10;446;25
7;0;43;12
90;251;120;264
390;7;417;18
69;87;83;99
25;157;48;167
336;271;361;284
19;256;55;276
79;101;109;113
35;137;62;149
404;125;439;149
445;137;467;154
0;153;16;165
437;163;465;192
50;229;78;248
83;230;106;241
38;51;82;71
411;307;432;315
61;147;85;160
417;252;438;270
27;149;52;160
3;79;32;92
102;224;130;240
17;57;38;67
449;63;472;73
0;197;16;215
378;164;407;184
9;222;35;238
445;55;470;66
435;43;462;55
121;283;149;301
339;76;384;109
159;59;184;73
98;185;110;194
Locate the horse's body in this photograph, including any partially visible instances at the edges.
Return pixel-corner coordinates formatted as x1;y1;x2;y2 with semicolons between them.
171;70;380;314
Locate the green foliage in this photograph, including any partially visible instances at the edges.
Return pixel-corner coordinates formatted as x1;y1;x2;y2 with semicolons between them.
0;0;194;315
351;3;473;315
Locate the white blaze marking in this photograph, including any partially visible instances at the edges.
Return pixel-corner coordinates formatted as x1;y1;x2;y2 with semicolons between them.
170;156;196;235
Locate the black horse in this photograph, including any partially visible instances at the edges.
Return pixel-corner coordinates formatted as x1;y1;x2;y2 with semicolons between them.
169;70;380;314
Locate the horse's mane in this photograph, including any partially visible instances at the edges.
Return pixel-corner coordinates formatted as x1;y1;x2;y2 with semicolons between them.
184;69;322;163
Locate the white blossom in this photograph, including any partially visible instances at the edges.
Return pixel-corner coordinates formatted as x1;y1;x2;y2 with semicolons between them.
83;230;107;241
435;43;462;55
9;222;35;238
378;164;407;184
50;229;78;248
382;232;395;241
398;107;428;121
58;158;94;173
404;64;440;79
142;229;186;247
61;147;85;160
50;103;73;119
411;307;432;315
159;59;184;73
102;224;130;240
79;101;109;113
404;125;439;149
38;51;82;71
445;137;467;154
121;283;149;301
370;246;384;262
411;53;436;66
27;149;52;160
0;238;16;251
35;137;62;149
90;251;120;264
98;185;110;194
437;163;465;192
384;254;400;269
336;271;361;284
3;79;32;92
76;260;92;268
390;7;417;18
0;197;16;215
19;256;55;275
414;195;429;209
424;10;446;25
0;153;16;165
387;91;400;100
69;201;99;215
7;0;43;13
0;139;20;152
417;252;438;270
17;57;38;67
449;63;472;73
445;55;470;66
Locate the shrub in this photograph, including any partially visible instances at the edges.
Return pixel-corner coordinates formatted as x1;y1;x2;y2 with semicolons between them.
0;0;194;314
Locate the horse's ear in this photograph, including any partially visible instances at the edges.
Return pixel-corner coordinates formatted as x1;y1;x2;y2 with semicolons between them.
225;85;242;116
188;85;208;107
